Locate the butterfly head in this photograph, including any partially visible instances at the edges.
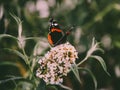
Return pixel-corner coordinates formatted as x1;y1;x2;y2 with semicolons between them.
49;18;60;31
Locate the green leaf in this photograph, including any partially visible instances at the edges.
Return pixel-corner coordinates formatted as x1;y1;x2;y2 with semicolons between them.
78;67;97;90
36;80;46;90
47;85;58;90
70;63;82;84
4;48;27;62
10;13;23;40
10;13;22;25
0;76;23;84
0;34;18;41
0;61;17;67
90;55;110;76
16;81;34;90
58;84;72;90
25;37;40;41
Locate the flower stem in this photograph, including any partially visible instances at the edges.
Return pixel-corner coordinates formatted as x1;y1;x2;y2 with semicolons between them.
77;55;89;66
20;42;37;87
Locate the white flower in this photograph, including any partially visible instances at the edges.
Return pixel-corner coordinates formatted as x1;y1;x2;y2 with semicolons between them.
36;42;78;84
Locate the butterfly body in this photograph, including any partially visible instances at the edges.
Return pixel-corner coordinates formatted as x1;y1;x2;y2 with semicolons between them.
48;18;73;47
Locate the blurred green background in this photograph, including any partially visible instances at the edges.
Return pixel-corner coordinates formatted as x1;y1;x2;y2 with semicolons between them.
0;0;120;90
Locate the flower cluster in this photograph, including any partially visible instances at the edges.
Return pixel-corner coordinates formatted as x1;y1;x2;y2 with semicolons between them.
36;42;78;84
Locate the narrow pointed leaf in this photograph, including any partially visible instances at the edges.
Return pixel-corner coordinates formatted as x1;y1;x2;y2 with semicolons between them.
36;80;46;90
59;84;72;90
90;55;110;76
78;67;97;90
70;64;82;84
0;61;17;66
4;48;27;62
0;76;23;84
0;34;18;41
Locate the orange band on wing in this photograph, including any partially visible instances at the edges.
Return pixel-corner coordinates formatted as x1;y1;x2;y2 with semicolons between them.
51;28;62;32
48;34;53;46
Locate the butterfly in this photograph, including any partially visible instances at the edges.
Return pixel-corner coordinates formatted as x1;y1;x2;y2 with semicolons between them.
47;18;73;47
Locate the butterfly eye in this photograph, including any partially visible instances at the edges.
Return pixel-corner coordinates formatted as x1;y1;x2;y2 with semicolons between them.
53;23;58;26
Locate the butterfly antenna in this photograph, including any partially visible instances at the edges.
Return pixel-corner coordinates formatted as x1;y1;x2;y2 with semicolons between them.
54;26;74;46
66;26;74;35
49;17;54;23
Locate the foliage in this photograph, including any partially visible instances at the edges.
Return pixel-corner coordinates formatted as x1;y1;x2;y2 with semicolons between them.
0;0;120;90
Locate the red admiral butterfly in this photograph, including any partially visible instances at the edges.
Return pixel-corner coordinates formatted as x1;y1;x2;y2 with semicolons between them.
48;18;73;47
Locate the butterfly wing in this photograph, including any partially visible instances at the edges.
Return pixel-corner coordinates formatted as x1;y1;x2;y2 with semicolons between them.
48;18;73;46
48;28;64;46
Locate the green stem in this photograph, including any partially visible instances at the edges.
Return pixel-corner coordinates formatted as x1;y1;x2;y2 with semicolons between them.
77;55;89;66
19;41;37;87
